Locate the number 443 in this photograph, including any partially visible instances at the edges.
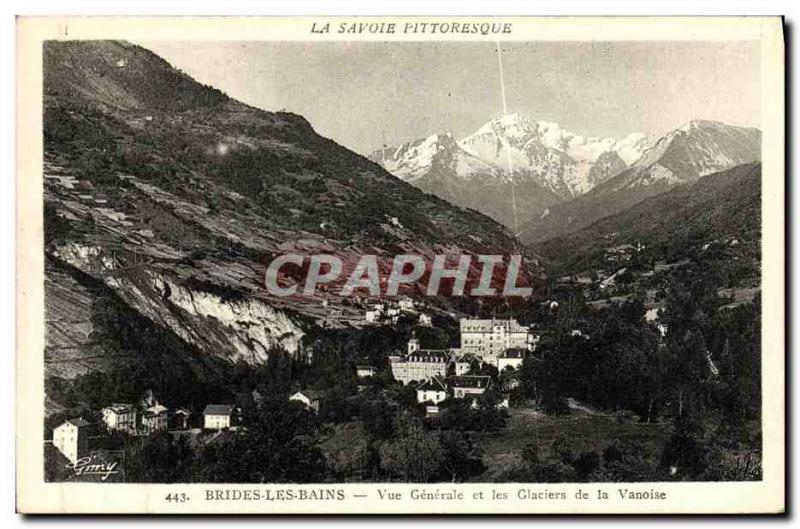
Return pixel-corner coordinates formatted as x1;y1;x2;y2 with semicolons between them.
165;493;189;503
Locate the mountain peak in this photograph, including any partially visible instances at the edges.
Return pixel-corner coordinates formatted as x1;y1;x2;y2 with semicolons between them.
422;131;455;145
374;113;651;228
519;119;762;244
470;112;538;139
679;119;735;131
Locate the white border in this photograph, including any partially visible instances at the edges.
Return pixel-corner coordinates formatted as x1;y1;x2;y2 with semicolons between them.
4;4;792;524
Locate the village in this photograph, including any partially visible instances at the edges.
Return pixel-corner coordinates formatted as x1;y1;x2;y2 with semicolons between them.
48;312;540;468
46;239;751;475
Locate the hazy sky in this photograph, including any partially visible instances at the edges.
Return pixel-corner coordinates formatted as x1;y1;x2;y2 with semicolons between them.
139;40;760;155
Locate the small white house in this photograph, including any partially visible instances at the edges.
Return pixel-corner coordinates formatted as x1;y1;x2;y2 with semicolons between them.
418;313;433;327
203;404;234;430
289;390;321;413
416;376;449;405
53;417;91;464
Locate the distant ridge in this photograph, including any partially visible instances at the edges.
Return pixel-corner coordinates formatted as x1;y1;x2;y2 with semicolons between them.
518;120;761;244
370;113;650;229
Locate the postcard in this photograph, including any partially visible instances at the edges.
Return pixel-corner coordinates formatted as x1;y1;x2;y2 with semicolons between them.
16;16;784;514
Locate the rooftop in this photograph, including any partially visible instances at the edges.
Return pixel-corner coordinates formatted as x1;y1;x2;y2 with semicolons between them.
146;403;168;415
203;404;234;416
404;350;449;363
104;403;135;414
416;376;449;392
293;389;322;401
460;318;529;333
447;375;492;389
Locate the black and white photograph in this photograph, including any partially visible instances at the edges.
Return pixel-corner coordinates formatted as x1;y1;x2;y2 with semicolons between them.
13;15;785;515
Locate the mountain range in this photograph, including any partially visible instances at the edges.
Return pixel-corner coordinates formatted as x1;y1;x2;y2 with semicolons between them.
518;120;762;244
370;115;761;243
370;114;650;230
43;41;529;378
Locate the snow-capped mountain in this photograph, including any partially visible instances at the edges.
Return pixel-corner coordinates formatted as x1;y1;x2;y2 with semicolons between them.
599;119;762;192
519;119;762;244
369;131;562;229
456;113;649;196
369;113;650;229
369;132;497;185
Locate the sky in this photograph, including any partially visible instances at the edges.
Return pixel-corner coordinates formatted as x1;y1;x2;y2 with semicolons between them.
139;40;761;155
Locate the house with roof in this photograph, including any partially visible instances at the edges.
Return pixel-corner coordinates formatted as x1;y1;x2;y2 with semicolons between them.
446;375;493;400
141;403;169;435
289;390;322;413
52;417;91;464
203;404;235;430
101;403;137;434
497;348;526;372
171;408;192;430
416;376;449;405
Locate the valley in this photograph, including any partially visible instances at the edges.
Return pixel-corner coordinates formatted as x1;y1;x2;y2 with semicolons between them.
42;40;763;485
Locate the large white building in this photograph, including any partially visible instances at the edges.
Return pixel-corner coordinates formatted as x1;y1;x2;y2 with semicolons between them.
53;417;91;464
460;318;537;365
390;337;450;385
101;403;137;434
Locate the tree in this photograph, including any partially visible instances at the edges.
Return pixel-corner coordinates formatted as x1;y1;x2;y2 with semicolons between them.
572;451;600;480
659;414;709;480
473;389;508;432
193;397;327;483
665;329;710;419
126;432;194;483
378;412;443;482
437;431;484;482
361;397;396;440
